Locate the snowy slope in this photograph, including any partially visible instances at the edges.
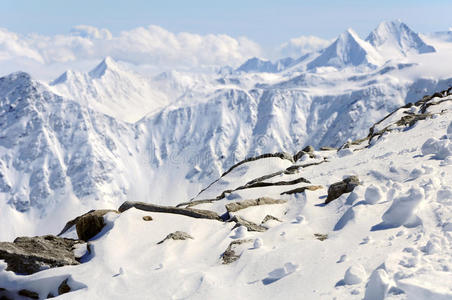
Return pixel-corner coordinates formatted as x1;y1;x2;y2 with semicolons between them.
366;20;436;57
1;89;451;299
50;57;169;123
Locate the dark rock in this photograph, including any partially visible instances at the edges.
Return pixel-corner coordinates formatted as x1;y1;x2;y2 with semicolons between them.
118;201;221;221
222;239;253;264
314;233;328;241
75;210;118;242
58;278;71;295
142;216;153;221
230;215;267;232
280;185;323;195
225;197;287;213
261;215;282;224
325;176;360;204
58;209;119;241
302;145;315;153
157;231;193;244
320;146;337;151
18;289;39;299
0;235;82;275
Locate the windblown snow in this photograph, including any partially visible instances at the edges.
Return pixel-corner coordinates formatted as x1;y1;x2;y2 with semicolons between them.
0;20;452;300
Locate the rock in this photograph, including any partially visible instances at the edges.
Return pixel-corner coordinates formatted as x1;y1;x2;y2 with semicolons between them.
142;216;153;221
222;239;253;264
0;235;83;275
58;278;71;295
18;289;39;299
157;231;193;244
75;210;118;242
325;176;360;204
320;146;337;151
58;209;119;241
230;215;267;232
118;201;221;221
225;197;287;213
344;265;366;285
261;215;282;224
280;185;323;195
302;145;315;153
314;233;328;241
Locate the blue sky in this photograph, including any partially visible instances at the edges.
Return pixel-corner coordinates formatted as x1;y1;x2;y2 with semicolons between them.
2;0;452;48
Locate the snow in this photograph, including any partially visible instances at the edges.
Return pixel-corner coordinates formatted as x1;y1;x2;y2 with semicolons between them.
1;19;452;300
344;264;366;285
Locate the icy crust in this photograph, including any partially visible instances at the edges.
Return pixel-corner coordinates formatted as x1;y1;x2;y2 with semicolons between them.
1;91;451;299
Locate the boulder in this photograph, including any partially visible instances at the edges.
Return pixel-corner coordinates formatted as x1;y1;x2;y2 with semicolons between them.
75;210;118;242
18;289;39;299
325;176;360;204
0;235;83;275
157;231;193;244
58;209;119;242
142;216;153;221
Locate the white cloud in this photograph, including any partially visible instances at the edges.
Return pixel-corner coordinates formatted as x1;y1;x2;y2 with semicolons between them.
0;25;263;78
278;35;331;58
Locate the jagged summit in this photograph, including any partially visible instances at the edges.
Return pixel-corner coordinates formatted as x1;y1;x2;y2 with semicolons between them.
88;56;121;78
307;28;381;69
366;20;436;56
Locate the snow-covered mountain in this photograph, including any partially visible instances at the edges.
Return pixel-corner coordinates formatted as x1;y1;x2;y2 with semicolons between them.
1;88;451;299
236;57;296;73
50;57;169;123
307;29;382;70
366;20;436;57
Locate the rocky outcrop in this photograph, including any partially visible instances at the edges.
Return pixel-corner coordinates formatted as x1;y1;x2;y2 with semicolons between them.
58;209;119;241
325;176;360;204
261;215;282;224
18;289;39;299
118;201;221;220
293;145;315;161
230;216;267;232
0;235;83;275
157;231;193;244
222;239;253;264
142;216;153;221
280;185;323;195
225;197;287;213
75;210;118;242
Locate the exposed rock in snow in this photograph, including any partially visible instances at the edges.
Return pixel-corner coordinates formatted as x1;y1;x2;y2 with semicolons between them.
326;176;360;204
157;231;193;244
0;235;83;274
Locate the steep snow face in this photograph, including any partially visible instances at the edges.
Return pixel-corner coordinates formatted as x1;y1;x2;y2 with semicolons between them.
366;20;436;57
0;72;146;240
50;57;169;123
307;29;382;70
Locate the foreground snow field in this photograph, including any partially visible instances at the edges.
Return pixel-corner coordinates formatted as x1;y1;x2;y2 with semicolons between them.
1;89;451;299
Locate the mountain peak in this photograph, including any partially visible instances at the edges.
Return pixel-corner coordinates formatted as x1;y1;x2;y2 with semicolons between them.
366;20;435;56
307;28;381;69
88;56;120;78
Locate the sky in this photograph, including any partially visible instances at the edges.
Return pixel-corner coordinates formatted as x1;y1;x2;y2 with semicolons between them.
2;0;452;47
1;0;452;79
